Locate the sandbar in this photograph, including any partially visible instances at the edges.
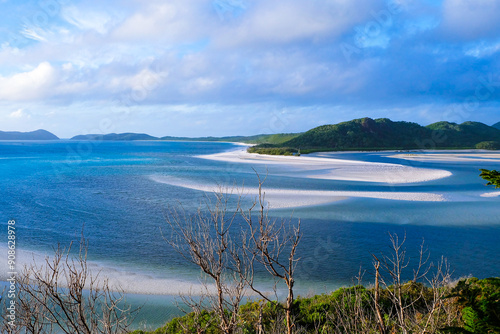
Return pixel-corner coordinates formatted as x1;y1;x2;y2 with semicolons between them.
389;151;500;163
480;191;500;198
0;245;213;295
195;149;452;184
149;175;447;209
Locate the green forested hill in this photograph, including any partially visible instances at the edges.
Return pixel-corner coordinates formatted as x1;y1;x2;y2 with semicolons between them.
284;118;428;150
250;118;500;154
493;121;500;130
245;133;301;144
426;121;500;147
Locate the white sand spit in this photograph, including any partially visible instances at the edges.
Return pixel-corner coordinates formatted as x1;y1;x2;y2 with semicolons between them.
480;191;500;198
0;245;215;295
150;175;447;208
195;149;452;184
390;152;500;163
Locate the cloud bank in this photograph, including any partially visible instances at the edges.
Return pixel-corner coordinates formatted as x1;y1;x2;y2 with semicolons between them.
0;0;499;137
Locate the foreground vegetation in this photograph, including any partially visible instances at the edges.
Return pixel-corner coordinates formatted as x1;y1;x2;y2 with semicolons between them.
131;277;500;334
480;169;500;188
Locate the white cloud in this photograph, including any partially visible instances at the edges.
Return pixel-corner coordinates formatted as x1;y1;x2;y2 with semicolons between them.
21;26;48;42
0;0;499;137
214;0;381;47
111;0;207;43
0;62;58;101
62;6;114;34
110;0;379;47
442;0;500;39
9;108;30;119
465;40;500;57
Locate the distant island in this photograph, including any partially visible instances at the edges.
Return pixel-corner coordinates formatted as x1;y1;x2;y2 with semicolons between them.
0;129;59;140
3;118;500;153
70;132;300;144
71;133;158;141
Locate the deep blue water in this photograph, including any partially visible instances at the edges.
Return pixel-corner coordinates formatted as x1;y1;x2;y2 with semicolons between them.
0;141;499;329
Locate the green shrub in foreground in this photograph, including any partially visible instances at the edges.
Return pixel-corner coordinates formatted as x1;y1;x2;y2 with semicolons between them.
443;277;500;334
132;277;500;334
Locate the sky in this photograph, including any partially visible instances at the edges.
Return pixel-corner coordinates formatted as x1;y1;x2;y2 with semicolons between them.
0;0;499;138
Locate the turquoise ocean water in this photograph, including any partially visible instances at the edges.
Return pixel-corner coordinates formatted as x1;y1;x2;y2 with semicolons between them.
0;141;499;329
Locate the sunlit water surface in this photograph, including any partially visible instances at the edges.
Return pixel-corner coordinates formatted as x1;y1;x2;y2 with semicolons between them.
0;141;498;329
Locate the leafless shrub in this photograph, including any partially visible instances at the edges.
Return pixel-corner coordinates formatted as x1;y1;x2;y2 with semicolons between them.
164;173;302;334
373;232;455;334
164;187;248;334
1;236;135;334
240;173;302;334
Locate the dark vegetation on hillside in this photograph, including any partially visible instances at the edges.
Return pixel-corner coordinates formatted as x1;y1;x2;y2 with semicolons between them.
476;141;500;150
249;118;500;155
492;122;500;130
427;121;500;147
161;133;300;144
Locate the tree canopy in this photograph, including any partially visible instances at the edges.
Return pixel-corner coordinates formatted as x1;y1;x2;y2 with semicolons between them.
480;169;500;188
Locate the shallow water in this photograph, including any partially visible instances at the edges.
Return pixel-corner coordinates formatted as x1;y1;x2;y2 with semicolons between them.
0;141;498;329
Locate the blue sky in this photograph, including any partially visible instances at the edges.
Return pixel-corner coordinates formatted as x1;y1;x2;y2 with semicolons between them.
1;0;499;138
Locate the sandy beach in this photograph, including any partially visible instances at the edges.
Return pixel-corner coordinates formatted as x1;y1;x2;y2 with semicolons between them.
195;148;453;184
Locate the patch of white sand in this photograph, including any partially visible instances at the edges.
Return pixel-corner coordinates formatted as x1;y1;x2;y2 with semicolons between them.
480;191;500;198
389;151;500;163
0;245;213;295
196;149;452;184
149;175;446;208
